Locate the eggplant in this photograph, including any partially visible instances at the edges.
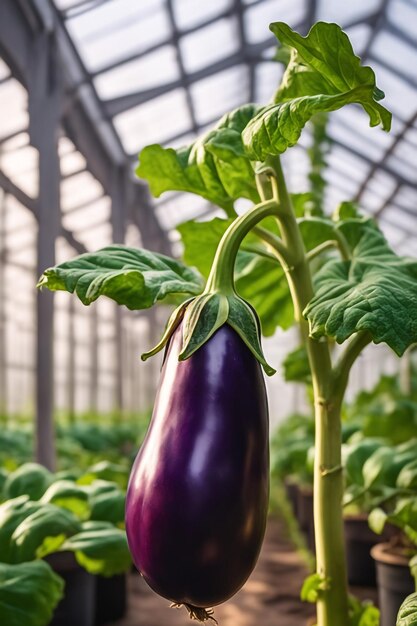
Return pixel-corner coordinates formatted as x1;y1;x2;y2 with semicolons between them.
126;323;269;619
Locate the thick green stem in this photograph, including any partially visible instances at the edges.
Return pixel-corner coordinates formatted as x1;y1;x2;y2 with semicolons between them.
268;155;350;626
205;199;285;293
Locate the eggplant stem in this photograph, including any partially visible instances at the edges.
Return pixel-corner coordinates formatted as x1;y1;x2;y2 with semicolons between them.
170;603;218;624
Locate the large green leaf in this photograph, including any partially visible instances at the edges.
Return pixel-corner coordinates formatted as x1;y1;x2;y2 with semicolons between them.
0;560;64;626
136;104;261;211
61;525;131;577
304;224;417;355
38;245;203;310
3;463;53;502
10;504;81;563
242;22;391;161
397;592;417;626
89;489;125;527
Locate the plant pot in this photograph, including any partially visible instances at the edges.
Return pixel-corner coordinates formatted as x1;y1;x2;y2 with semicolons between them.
46;552;96;626
297;485;315;552
284;477;299;518
371;543;415;626
94;573;127;625
344;514;388;587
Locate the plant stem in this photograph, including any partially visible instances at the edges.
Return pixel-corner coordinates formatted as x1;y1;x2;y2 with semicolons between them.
268;155;350;626
205;199;285;293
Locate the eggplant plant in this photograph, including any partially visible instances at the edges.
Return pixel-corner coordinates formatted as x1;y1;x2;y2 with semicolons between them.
38;21;417;626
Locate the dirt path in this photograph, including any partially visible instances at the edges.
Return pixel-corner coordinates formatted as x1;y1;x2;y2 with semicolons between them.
114;517;317;626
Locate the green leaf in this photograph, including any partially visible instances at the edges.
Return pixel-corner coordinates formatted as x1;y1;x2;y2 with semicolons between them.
300;573;328;603
38;245;203;310
282;345;311;383
3;463;53;502
136;104;262;210
397;592;417;626
9;504;81;563
61;526;132;577
363;446;417;488
41;480;90;520
304;224;417;355
368;508;388;535
0;560;64;626
242;22;391;161
81;462;130;490
343;439;383;486
397;460;417;490
0;497;43;563
89;489;126;527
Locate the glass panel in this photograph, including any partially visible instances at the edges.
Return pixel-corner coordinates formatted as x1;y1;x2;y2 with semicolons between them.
255;61;283;103
66;0;171;72
387;0;417;42
0;142;38;199
0;58;11;81
370;60;417;119
62;196;111;232
0;78;28;140
180;17;239;74
245;0;305;44
61;171;104;212
343;23;372;55
190;65;248;125
114;88;191;153
382;206;417;235
317;0;381;23
372;31;417;78
94;45;179;98
173;0;232;31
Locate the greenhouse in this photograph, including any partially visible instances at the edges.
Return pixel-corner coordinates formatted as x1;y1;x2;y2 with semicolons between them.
0;0;416;625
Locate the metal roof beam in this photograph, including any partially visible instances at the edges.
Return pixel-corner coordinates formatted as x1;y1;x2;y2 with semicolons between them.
104;40;275;118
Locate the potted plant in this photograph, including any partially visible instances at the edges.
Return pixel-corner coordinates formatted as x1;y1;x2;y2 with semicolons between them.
369;459;417;626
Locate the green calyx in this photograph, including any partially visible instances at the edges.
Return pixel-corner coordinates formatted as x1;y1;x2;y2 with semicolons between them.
141;291;275;376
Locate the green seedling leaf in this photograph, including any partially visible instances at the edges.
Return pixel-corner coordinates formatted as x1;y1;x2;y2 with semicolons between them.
397;592;417;626
0;560;64;626
41;480;90;520
61;525;132;577
89;489;126;527
0;497;43;563
9;504;81;563
397;460;417;490
242;22;391;161
3;463;53;502
304;224;417;355
38;245;203;310
363;446;417;489
137;104;262;210
343;439;383;486
301;573;329;603
368;508;388;535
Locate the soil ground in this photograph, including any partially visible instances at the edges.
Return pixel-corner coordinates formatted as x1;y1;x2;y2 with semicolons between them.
110;516;378;626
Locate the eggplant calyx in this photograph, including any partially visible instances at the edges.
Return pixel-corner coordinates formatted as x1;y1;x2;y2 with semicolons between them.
170;603;218;623
179;292;229;361
226;294;276;376
141;297;193;361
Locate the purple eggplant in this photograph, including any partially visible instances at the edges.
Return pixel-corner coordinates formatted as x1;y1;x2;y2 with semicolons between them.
126;323;269;618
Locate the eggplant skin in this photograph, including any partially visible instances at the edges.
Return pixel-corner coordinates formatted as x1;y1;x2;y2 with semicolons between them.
126;323;269;608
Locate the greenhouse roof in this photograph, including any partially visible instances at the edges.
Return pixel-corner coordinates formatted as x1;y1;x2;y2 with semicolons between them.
0;0;416;257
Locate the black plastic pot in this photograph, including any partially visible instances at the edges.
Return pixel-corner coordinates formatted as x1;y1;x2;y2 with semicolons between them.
46;552;96;626
344;514;385;586
94;573;127;625
297;485;315;552
371;543;415;626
